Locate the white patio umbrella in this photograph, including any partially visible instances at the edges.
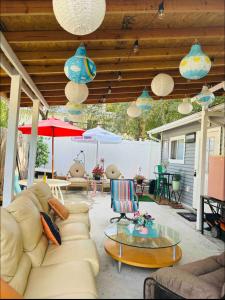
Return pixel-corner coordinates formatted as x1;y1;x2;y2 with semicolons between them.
72;126;122;165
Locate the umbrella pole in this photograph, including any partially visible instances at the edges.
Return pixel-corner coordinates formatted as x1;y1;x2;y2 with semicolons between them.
52;136;54;179
96;141;99;165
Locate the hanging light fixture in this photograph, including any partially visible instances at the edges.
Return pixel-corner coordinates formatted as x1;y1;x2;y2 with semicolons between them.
64;44;96;84
65;102;84;115
136;88;153;111
194;86;215;107
158;2;165;19
53;0;106;36
178;99;193;115
151;73;174;97
133;40;139;54
65;81;89;103
179;43;211;80
117;71;122;81
108;86;112;94
127;102;142;118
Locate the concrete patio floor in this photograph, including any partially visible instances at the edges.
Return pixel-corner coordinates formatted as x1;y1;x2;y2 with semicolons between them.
63;190;224;299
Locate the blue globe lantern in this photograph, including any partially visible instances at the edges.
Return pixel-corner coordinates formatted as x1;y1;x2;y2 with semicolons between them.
64;44;96;84
136;89;153;111
179;43;211;80
65;102;84;115
195;86;215;107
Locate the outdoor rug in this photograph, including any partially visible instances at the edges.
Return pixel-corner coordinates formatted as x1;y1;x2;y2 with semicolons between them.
138;195;154;202
177;212;197;222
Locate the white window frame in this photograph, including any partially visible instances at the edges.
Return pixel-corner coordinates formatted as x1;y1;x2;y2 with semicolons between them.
169;135;185;164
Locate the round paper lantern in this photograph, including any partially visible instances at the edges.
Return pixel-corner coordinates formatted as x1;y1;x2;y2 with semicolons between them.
178;99;193;115
53;0;106;36
65;81;89;104
65;102;84;115
179;43;211;80
64;44;96;84
127;103;142;118
195;86;215;107
136;89;152;111
151;73;174;97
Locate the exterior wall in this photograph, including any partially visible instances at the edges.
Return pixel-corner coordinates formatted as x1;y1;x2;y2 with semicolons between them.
161;122;201;207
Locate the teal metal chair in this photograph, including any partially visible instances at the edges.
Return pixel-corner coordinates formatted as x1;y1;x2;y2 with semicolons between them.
154;165;170;200
110;179;139;223
14;174;22;195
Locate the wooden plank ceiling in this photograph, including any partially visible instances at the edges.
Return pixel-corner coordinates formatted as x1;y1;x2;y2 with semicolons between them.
0;0;224;107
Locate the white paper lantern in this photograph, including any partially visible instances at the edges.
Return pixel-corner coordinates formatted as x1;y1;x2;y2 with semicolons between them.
53;0;106;36
151;73;174;97
178;99;193;115
65;81;89;103
127;102;142;118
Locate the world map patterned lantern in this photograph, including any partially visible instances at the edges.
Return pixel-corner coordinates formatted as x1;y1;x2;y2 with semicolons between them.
136;89;152;111
64;44;96;84
65;102;84;115
195;86;215;107
179;43;211;80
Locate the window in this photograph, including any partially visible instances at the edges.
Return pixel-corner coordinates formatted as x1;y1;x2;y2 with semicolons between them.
169;136;185;164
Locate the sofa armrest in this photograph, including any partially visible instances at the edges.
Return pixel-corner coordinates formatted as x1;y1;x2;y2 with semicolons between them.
64;201;90;214
150;267;222;299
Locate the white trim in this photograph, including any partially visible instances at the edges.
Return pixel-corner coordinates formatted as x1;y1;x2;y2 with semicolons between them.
148;103;225;135
169;135;185;164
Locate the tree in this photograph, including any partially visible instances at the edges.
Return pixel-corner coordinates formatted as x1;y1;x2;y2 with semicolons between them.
35;137;49;167
0;98;8;128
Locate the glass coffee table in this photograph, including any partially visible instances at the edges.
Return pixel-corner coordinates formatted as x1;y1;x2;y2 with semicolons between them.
104;222;182;272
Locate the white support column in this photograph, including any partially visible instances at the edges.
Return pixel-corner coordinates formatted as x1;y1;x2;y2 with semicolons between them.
3;74;22;207
27;100;40;187
196;107;208;230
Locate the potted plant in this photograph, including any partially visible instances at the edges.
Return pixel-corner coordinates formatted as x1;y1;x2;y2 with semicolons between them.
172;174;181;192
92;165;104;180
134;174;145;184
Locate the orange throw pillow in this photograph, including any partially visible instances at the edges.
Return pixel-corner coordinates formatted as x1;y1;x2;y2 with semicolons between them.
40;212;61;246
48;198;69;220
0;278;23;299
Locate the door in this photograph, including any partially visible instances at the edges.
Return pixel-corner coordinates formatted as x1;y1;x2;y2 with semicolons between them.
192;127;221;209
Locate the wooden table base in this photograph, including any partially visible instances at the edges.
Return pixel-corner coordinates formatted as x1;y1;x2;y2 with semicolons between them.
104;239;182;270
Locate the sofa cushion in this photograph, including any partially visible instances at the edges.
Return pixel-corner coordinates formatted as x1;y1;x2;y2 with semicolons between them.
48;198;69;220
216;251;225;266
199;267;225;295
64;201;90;214
29;182;52;213
0;278;23;299
59;222;90;241
68;178;87;184
24;261;97;299
55;212;90;229
0;208;23;282
42;239;99;276
40;212;61;246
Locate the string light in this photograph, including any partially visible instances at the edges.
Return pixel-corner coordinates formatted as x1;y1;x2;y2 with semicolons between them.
133;40;139;54
117;71;122;81
158;2;165;19
108;86;112;94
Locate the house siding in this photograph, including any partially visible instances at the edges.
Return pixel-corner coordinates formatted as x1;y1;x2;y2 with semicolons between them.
161;122;200;207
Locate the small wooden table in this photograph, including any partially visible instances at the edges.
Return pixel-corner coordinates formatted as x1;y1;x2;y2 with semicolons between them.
19;179;71;204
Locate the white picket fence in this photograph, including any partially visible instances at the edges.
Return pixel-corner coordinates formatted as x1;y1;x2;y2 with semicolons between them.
44;138;161;179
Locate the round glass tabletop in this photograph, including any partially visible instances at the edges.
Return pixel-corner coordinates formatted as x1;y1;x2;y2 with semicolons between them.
104;222;181;249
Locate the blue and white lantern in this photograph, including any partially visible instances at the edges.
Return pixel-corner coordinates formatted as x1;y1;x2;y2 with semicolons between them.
64;44;96;84
179;43;211;80
136;89;152;111
195;86;215;107
65;102;84;115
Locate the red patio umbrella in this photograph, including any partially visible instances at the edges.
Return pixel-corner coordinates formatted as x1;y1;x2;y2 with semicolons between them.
18;118;85;178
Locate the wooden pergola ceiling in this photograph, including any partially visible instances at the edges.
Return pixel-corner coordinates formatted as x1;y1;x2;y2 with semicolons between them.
0;0;224;107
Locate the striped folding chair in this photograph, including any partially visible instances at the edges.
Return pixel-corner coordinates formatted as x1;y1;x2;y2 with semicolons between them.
110;179;139;223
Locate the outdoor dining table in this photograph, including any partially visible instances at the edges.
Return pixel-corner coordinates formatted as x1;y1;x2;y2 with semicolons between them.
19;179;71;204
154;172;176;201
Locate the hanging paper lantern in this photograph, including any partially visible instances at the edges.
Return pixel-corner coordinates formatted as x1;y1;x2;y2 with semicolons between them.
178;99;193;115
179;43;211;80
65;81;89;104
151;73;174;97
64;44;96;84
136;89;153;111
53;0;106;36
195;86;215;107
127;102;142;118
65;102;84;115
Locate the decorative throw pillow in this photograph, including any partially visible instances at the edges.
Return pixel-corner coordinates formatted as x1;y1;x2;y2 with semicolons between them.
0;278;23;299
40;212;61;246
48;198;69;220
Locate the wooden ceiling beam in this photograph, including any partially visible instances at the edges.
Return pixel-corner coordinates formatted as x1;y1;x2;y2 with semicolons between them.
5;27;224;43
4;58;222;75
16;46;224;62
1;0;223;16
